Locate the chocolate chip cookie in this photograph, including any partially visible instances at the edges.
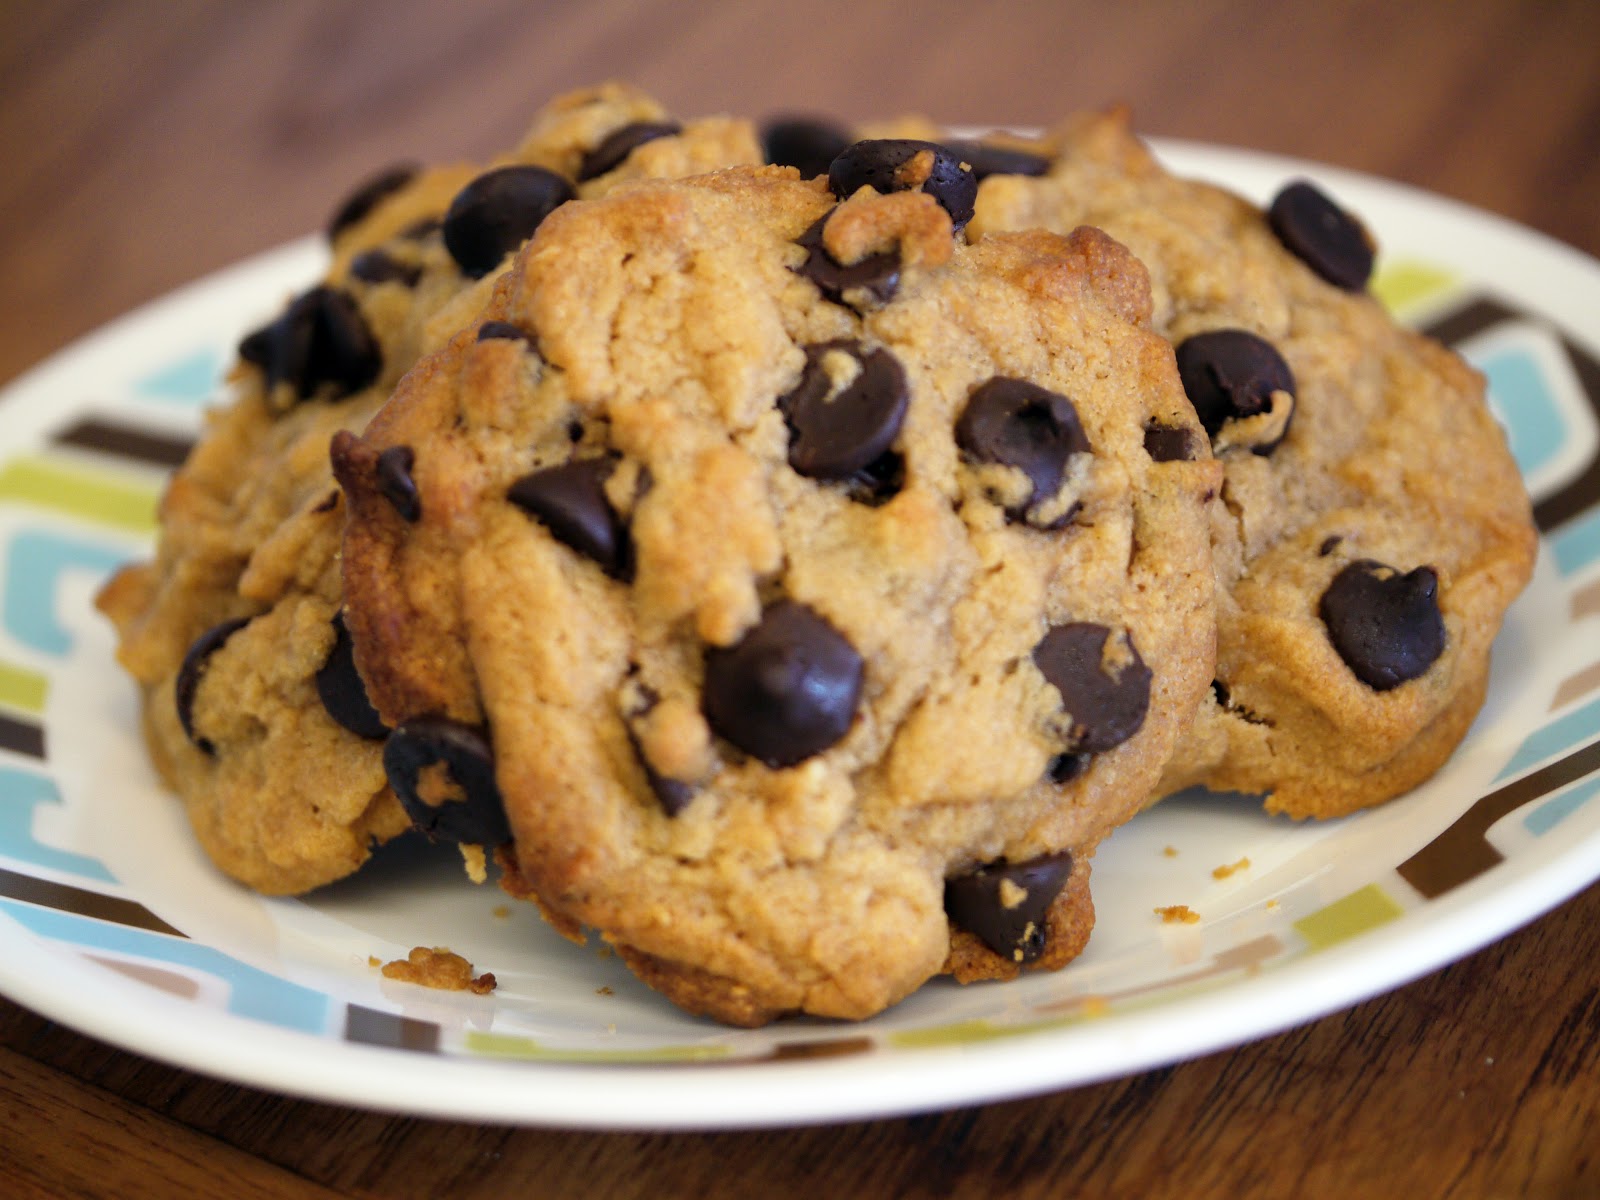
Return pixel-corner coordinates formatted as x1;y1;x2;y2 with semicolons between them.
957;108;1537;818
96;85;762;894
332;164;1220;1023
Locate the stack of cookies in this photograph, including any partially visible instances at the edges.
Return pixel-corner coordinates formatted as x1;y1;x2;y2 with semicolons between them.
98;84;1535;1026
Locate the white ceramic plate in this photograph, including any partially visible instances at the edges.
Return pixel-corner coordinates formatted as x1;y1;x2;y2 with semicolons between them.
2;141;1599;1131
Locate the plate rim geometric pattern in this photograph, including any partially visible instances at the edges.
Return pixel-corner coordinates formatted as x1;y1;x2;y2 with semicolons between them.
2;140;1598;1129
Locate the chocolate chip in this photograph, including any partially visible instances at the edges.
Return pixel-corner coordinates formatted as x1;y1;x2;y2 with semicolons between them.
828;139;977;230
383;717;510;846
1047;752;1090;784
443;165;576;278
1319;535;1343;556
327;163;418;241
779;340;910;481
376;446;421;523
645;767;696;817
315;612;388;740
1319;560;1445;690
794;216;901;306
1267;180;1374;291
846;450;905;507
761;115;853;179
1033;623;1151;754
1174;329;1296;453
944;139;1051;180
238;285;381;403
629;740;696;817
1143;422;1199;462
349;249;422;288
476;320;531;343
399;216;441;241
702;601;863;768
956;378;1090;526
175;617;251;754
945;851;1075;964
578;120;683;181
507;457;633;581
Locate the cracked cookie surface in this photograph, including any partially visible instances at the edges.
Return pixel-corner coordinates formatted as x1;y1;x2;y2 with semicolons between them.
947;109;1537;818
334;165;1219;1023
96;85;761;894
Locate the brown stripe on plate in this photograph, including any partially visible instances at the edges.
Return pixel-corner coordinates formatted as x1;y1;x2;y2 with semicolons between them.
1552;661;1600;713
1572;578;1600;623
53;417;194;469
0;866;184;935
1034;934;1284;1015
0;711;45;758
89;954;203;1001
1398;737;1600;899
757;1037;875;1062
1421;294;1600;533
344;1004;439;1052
1420;294;1517;347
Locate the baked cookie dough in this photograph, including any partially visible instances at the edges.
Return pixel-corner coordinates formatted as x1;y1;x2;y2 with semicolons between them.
332;162;1219;1023
96;85;761;894
950;108;1538;817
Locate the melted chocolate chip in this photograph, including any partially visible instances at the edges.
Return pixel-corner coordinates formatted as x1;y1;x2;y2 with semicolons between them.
1175;329;1296;453
476;320;532;343
315;612;388;740
779;340;910;481
327;163;418;241
578;121;683;181
507;458;633;581
956;378;1090;525
1143;422;1199;462
175;617;251;754
794;216;901;306
761;115;853;179
702;601;863;768
376;446;421;523
442;166;576;278
1319;560;1445;690
945;851;1075;964
1033;623;1151;754
349;249;422;288
383;717;510;846
1267;180;1375;291
238;285;381;403
828;139;977;230
944;139;1051;180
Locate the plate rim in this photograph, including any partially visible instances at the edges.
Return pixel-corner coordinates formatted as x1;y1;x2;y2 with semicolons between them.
2;136;1598;1130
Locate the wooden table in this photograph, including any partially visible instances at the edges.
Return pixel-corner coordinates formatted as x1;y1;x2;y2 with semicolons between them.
3;2;1598;1195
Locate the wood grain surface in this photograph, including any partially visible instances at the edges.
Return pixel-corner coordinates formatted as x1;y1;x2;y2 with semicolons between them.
2;1;1598;1196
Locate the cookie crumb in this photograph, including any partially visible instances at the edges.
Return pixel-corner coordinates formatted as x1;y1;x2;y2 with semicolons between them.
381;946;497;994
1162;846;1179;858
597;985;614;996
366;955;382;968
1154;904;1201;925
460;843;488;884
1211;856;1251;880
1081;995;1109;1017
1266;898;1281;911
